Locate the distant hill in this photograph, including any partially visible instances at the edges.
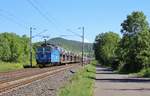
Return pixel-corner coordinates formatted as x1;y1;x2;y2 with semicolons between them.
34;37;93;56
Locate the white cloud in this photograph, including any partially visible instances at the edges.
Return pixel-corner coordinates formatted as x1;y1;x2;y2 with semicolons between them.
84;38;91;43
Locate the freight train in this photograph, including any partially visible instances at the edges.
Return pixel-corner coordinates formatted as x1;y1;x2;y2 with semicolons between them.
36;43;81;67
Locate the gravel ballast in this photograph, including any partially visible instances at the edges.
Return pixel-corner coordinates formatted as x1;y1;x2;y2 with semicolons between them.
1;65;81;96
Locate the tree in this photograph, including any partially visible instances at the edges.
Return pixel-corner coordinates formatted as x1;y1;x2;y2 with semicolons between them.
118;11;150;73
0;32;31;63
121;11;149;35
0;37;11;61
93;32;120;67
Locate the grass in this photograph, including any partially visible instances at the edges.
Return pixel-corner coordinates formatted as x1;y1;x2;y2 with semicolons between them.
0;62;23;72
58;61;96;96
138;68;150;77
0;60;38;72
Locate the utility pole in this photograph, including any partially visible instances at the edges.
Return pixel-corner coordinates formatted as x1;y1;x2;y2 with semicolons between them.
66;27;85;66
81;26;84;66
44;39;47;45
30;27;32;67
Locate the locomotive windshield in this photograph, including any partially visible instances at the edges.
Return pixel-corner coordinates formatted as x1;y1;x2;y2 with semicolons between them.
45;47;51;51
37;47;51;52
37;47;43;52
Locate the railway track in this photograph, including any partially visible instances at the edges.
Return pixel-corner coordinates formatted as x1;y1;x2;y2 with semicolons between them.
0;66;64;84
0;64;77;95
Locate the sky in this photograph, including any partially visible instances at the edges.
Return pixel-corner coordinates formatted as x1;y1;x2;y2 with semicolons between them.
0;0;150;43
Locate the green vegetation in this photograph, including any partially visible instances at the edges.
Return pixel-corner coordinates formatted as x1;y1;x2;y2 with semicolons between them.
93;11;150;77
93;32;120;68
0;32;92;72
0;61;23;72
0;32;35;72
0;32;31;63
58;61;96;96
138;68;150;77
118;11;150;73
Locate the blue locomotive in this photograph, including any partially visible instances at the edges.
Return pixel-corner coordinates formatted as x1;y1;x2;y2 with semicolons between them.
36;43;61;66
36;43;81;67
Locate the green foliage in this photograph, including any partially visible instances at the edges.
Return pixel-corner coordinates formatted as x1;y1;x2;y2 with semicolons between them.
93;11;150;75
93;32;120;67
58;62;96;96
0;38;11;61
118;11;150;73
121;11;149;35
0;32;31;63
138;68;150;77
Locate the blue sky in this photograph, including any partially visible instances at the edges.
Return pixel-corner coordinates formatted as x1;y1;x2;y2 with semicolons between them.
0;0;150;43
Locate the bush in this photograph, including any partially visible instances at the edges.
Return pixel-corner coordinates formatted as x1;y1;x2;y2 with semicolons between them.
138;68;150;77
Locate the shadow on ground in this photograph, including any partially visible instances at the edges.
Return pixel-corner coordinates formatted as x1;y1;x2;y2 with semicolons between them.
88;66;150;83
95;78;150;83
106;88;150;91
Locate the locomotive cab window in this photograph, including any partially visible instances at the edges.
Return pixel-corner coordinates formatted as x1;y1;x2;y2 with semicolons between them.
37;47;44;52
45;47;51;52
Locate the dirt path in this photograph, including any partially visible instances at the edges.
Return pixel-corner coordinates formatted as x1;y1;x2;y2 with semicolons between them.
94;66;150;96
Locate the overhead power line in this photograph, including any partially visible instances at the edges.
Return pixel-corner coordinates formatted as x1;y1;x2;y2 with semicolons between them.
32;0;65;28
32;29;48;38
26;0;85;42
26;0;57;27
0;13;28;30
66;29;82;37
0;9;28;29
26;0;69;35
